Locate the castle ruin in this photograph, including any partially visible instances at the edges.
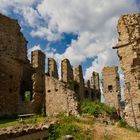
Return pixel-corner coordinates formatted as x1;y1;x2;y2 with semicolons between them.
113;14;140;128
0;14;101;117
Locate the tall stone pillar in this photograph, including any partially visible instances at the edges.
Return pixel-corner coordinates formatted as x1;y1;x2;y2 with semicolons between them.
31;50;45;113
74;65;84;100
90;71;101;101
61;59;74;89
102;66;120;113
48;58;58;79
113;14;140;128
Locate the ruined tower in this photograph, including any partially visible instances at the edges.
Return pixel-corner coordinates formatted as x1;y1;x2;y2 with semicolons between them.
74;65;85;100
102;66;120;112
91;71;101;101
113;14;140;128
0;14;28;116
48;58;58;79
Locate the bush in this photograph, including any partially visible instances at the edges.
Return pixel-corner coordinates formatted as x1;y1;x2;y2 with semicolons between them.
48;114;92;140
81;100;116;118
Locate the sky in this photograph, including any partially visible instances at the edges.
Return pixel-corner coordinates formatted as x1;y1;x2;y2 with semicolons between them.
0;0;139;82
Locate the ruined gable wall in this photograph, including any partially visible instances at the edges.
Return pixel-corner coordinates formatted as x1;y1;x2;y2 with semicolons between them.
102;66;120;111
0;14;28;116
113;14;140;128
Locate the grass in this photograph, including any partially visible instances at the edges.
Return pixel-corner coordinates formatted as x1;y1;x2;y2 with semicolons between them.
0;115;46;128
48;114;93;140
1;101;140;140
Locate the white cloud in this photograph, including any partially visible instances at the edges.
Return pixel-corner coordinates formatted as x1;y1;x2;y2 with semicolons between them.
30;27;61;41
37;0;138;33
0;0;139;82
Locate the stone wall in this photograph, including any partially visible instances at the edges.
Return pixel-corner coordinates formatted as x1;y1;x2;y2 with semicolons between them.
45;76;80;116
113;14;140;128
102;66;120;113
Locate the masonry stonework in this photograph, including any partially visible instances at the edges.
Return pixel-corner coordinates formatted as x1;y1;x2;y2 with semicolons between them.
113;14;140;128
102;66;120;113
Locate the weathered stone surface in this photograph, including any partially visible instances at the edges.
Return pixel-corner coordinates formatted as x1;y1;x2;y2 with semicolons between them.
113;13;140;128
45;76;80;116
102;66;120;113
48;58;58;79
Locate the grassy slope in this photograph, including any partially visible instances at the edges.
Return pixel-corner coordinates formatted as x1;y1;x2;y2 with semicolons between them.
0;101;140;140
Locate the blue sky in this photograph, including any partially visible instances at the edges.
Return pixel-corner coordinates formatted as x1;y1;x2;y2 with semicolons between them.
0;0;139;80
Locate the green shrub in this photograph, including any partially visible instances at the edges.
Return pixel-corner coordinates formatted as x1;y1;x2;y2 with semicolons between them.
81;100;116;118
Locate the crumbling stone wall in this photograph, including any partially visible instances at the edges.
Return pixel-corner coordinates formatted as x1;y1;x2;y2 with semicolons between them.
102;66;120;113
0;14;28;117
45;76;80;116
45;58;80;116
113;14;140;128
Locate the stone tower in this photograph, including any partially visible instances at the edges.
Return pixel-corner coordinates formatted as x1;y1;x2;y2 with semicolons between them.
113;14;140;128
0;14;28;116
102;66;120;112
91;71;101;101
48;58;58;79
61;59;74;88
31;50;45;112
74;65;84;100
